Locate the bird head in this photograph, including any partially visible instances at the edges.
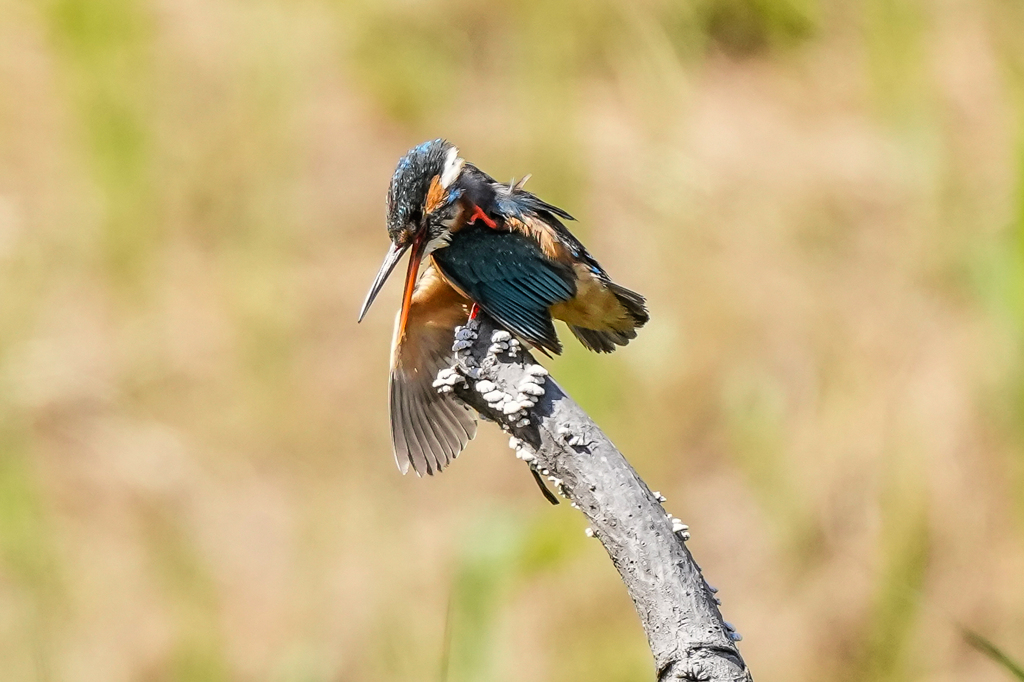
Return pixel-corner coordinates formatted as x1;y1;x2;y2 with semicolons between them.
358;139;467;331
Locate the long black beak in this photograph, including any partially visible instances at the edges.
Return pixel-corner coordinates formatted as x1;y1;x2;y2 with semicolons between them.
357;241;409;322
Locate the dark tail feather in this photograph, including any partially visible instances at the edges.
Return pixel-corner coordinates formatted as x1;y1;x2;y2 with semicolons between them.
570;283;649;353
570;326;637;353
608;282;649;327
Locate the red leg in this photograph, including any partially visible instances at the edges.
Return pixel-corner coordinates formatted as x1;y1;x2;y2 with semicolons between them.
468;204;498;229
469;303;480;321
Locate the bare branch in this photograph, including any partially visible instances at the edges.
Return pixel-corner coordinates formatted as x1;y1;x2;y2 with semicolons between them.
440;315;754;682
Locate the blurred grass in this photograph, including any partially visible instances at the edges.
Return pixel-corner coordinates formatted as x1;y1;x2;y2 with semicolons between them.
848;461;931;682
966;630;1024;681
980;0;1024;524
694;0;818;56
722;365;826;569
444;511;523;682
0;420;62;682
865;0;928;126
142;503;230;682
47;0;157;291
1;0;1024;680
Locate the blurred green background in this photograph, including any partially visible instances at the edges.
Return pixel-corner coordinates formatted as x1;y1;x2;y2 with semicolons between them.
1;0;1023;680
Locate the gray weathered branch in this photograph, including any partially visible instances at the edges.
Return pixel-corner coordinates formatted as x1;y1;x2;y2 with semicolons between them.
437;315;753;682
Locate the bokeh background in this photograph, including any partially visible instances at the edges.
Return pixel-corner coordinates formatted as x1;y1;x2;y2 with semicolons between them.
2;0;1024;680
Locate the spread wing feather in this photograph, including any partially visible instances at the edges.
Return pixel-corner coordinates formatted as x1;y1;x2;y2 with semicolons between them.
389;264;476;475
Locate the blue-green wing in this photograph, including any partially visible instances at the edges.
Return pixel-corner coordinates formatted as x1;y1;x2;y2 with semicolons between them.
431;226;576;354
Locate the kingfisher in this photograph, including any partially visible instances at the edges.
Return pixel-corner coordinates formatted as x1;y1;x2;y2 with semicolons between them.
358;139;649;477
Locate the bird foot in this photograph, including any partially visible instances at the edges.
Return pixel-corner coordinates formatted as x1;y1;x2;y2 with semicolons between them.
468;203;498;229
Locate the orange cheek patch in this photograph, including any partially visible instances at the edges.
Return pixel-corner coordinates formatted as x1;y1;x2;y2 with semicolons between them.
425;175;444;214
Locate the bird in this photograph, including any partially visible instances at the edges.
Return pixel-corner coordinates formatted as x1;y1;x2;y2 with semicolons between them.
358;139;649;477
